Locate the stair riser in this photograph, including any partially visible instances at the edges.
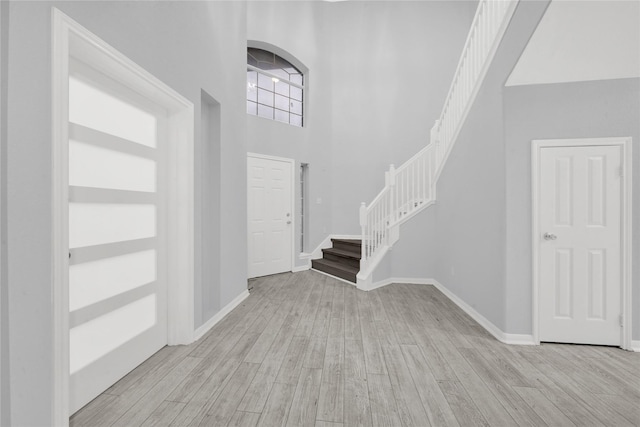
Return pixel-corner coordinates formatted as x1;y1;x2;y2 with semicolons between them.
312;260;356;283
332;241;361;255
323;252;360;269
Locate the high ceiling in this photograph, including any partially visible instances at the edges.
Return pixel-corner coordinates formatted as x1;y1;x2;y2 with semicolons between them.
506;0;640;86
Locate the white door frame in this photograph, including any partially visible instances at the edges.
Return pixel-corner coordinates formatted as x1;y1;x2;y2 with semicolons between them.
532;137;633;350
247;152;296;276
52;9;194;425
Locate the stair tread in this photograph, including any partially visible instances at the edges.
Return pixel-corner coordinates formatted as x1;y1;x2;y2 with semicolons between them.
323;247;361;260
312;258;359;274
331;238;361;245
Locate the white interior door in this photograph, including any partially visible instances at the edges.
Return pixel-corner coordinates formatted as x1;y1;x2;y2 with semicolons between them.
538;145;622;345
247;155;293;278
68;60;168;413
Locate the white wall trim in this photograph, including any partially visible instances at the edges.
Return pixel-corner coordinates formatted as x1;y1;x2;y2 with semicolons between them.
293;250;312;272
631;340;640;352
364;277;432;292
294;252;313;272
311;268;357;287
52;9;195;425
531;137;633;350
352;276;536;345
501;333;538;346
309;235;332;260
357;244;390;287
430;279;536;346
193;290;250;341
247;152;296;278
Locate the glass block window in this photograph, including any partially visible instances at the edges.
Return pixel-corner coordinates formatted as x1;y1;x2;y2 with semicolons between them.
247;48;304;127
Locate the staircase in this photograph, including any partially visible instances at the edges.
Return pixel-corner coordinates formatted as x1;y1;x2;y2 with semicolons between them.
356;0;519;288
312;239;361;283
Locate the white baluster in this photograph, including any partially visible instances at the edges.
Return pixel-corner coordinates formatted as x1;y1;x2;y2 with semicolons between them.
359;202;367;261
388;164;396;223
420;151;429;203
431;120;440;171
412;162;416;209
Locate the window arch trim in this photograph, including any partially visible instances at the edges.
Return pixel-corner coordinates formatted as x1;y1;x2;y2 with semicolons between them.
246;41;306;127
247;40;309;76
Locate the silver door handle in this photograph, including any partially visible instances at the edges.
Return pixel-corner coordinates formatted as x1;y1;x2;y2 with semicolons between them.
543;232;557;241
287;220;291;224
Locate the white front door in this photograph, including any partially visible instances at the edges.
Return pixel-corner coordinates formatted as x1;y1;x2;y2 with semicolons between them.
247;155;293;278
67;60;168;413
538;145;622;345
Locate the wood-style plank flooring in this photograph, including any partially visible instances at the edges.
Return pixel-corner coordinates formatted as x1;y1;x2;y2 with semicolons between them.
71;270;640;426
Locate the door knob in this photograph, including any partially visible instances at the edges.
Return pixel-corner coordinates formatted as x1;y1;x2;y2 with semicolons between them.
543;232;557;241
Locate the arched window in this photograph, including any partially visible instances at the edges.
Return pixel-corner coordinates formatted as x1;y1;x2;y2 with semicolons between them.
246;47;304;127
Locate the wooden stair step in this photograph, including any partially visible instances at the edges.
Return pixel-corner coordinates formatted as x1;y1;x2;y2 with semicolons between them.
331;238;361;254
311;258;358;283
322;247;361;260
322;249;360;269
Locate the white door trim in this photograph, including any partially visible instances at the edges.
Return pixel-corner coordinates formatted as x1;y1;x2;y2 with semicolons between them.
532;137;633;350
52;9;194;425
247;152;296;275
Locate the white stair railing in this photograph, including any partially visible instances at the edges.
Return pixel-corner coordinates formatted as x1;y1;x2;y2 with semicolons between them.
359;144;436;275
433;0;517;180
358;0;518;284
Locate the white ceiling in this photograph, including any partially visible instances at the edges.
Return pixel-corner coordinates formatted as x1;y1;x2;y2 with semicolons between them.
506;0;640;86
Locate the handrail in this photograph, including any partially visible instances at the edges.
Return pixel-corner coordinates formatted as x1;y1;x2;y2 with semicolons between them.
358;0;518;283
433;0;518;180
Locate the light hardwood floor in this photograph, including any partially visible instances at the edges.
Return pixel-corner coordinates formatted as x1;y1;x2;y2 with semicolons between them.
71;270;640;426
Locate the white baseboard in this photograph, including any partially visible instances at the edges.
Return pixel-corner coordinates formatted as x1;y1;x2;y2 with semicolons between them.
352;275;536;346
501;333;537;345
293;252;313;272
430;279;536;346
292;264;310;273
631;340;640;352
309;236;332;260
311;268;357;286
363;276;432;292
193;290;250;341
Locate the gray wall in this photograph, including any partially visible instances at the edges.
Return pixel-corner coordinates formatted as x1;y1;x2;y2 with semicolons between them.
372;207;437;283
0;1;10;424
328;1;477;236
504;78;640;337
198;92;223;324
433;0;550;332
246;1;334;263
245;1;476;272
6;2;247;424
432;1;638;339
434;79;508;330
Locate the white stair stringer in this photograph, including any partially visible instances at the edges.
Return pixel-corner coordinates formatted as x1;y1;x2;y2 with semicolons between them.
357;0;519;288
